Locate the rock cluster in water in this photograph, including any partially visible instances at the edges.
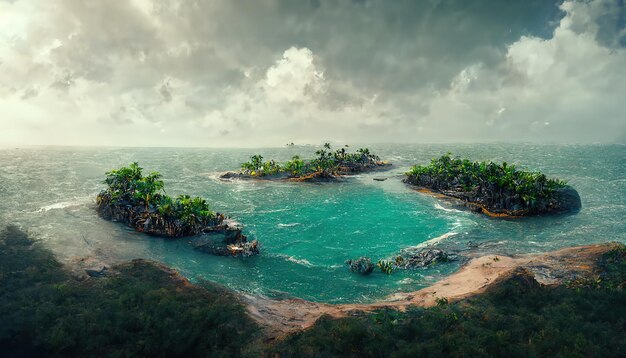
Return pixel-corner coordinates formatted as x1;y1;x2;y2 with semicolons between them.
347;248;457;275
345;257;375;275
394;248;455;269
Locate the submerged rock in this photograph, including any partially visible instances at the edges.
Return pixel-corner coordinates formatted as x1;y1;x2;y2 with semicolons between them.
219;171;244;180
346;257;375;275
395;248;455;269
192;235;260;257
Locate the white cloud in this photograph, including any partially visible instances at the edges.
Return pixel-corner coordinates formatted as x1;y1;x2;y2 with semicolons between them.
419;0;626;143
0;0;624;146
263;47;325;103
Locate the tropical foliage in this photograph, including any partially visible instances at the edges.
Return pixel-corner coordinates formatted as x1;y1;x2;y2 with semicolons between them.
271;247;626;357
3;226;625;356
98;163;217;236
0;226;261;357
406;154;568;214
240;155;283;176
238;143;384;178
377;259;395;274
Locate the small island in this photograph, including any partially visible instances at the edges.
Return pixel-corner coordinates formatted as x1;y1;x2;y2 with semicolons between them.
96;163;259;256
220;143;391;181
404;154;581;217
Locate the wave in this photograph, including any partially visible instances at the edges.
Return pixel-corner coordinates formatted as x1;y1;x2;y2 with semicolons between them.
277;223;300;228
433;202;463;213
277;254;315;267
408;231;459;250
36;199;86;213
257;208;289;214
205;172;225;181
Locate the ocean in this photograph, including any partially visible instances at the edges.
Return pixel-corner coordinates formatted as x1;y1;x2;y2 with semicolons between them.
0;143;624;303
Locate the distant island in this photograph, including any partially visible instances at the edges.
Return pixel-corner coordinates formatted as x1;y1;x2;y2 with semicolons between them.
96;163;259;256
220;143;391;181
404;154;581;217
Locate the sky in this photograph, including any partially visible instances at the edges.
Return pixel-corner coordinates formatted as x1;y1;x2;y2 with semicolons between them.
0;0;625;147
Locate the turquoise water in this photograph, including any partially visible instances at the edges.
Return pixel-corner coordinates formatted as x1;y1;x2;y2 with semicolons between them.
0;144;624;303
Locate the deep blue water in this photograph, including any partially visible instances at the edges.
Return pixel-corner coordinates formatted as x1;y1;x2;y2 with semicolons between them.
0;144;624;303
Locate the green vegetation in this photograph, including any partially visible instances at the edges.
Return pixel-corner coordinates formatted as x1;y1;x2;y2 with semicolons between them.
98;162;258;254
238;143;385;178
102;162;215;222
2;226;625;357
376;259;395;275
0;225;261;357
240;155;283;177
406;154;573;215
567;244;626;290
271;247;626;357
97;162;221;237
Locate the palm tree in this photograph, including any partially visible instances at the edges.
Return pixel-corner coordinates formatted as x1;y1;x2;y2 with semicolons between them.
134;172;164;210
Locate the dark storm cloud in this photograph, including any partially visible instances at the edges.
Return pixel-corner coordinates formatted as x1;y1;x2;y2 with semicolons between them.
143;0;562;95
0;0;624;146
267;0;562;93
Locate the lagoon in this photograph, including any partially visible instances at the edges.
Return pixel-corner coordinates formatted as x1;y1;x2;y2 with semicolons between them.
0;143;624;303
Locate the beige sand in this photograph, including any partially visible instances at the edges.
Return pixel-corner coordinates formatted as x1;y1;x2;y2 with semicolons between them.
243;243;615;338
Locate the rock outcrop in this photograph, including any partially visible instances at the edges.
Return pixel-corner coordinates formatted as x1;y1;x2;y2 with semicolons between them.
345;257;375;275
96;192;258;257
394;248;456;269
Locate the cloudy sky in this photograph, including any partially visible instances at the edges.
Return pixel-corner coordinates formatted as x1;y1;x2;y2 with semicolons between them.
1;0;625;147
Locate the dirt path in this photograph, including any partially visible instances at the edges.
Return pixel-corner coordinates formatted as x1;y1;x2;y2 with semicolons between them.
243;243;615;338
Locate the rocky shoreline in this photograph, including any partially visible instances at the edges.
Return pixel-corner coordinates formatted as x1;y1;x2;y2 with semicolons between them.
221;144;392;182
409;186;581;218
220;161;392;182
96;162;259;257
404;154;582;217
64;240;620;339
243;242;622;337
96;192;259;256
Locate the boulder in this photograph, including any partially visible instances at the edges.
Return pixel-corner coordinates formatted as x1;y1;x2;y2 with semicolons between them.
552;186;582;213
191;234;259;257
396;248;453;269
346;257;375;275
219;172;243;180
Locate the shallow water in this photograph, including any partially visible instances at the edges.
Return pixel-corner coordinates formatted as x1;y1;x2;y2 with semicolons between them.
0;144;624;303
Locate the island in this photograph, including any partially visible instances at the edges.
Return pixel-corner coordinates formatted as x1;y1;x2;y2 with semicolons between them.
96;162;259;256
220;143;391;181
404;154;581;217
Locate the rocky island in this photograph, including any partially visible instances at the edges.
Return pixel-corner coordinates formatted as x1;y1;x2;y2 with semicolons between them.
96;163;258;256
404;154;581;217
220;143;391;182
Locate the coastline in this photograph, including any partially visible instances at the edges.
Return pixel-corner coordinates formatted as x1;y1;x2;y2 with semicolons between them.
3;222;623;354
412;187;531;218
241;242;618;338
